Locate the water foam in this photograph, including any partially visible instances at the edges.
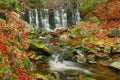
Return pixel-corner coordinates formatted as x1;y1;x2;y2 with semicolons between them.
49;54;93;75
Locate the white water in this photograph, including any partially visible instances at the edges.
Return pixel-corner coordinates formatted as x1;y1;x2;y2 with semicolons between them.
41;9;53;31
27;9;81;31
28;9;39;29
35;9;39;29
49;54;93;75
54;8;68;29
75;9;81;25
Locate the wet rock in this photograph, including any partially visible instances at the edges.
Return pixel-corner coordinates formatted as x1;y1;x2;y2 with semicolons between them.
28;40;51;56
95;52;111;61
54;28;62;35
110;60;120;69
77;55;87;63
87;54;96;63
108;28;120;37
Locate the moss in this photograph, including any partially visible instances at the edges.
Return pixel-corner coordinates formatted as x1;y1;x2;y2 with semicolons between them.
26;0;46;8
0;0;19;10
0;18;4;22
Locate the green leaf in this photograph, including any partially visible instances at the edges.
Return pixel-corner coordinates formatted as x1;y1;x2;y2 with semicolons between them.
0;18;4;23
0;52;3;62
6;41;12;47
0;67;9;74
15;60;21;67
23;57;30;69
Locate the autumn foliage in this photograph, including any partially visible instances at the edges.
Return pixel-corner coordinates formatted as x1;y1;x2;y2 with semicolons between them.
0;12;34;80
93;0;120;20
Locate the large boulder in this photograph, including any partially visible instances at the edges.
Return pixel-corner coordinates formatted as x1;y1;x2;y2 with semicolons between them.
24;21;35;38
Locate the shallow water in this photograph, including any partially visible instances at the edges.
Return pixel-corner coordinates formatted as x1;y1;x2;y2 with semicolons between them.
31;54;120;80
34;36;120;80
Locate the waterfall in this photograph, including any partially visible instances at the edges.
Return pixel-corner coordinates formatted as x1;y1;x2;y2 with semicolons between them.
54;9;62;28
35;9;39;29
75;9;81;25
61;9;68;28
40;9;52;31
28;9;39;29
26;9;81;31
54;8;68;29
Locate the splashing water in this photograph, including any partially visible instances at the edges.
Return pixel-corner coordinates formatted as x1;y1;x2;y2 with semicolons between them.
49;54;93;75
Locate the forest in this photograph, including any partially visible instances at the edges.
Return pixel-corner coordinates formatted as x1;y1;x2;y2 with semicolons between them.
0;0;120;80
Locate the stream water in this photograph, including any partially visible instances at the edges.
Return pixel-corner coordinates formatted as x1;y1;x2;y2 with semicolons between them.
26;8;120;80
31;36;120;80
33;53;120;80
49;56;120;80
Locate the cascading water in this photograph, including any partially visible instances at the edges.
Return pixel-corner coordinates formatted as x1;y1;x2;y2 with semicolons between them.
54;9;62;28
62;9;68;28
28;9;39;29
26;8;81;31
40;9;52;31
54;8;68;29
75;9;81;25
49;54;93;75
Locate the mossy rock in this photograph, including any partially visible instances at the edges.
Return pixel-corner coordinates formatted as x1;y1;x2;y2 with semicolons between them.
28;39;51;55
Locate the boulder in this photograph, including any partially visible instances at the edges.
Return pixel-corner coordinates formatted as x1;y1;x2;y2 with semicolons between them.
24;21;35;38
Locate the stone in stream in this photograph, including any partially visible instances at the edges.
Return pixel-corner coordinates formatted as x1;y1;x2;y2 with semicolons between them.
108;28;120;37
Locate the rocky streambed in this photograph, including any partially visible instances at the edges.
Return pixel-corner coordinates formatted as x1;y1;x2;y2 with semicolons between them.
27;26;120;80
